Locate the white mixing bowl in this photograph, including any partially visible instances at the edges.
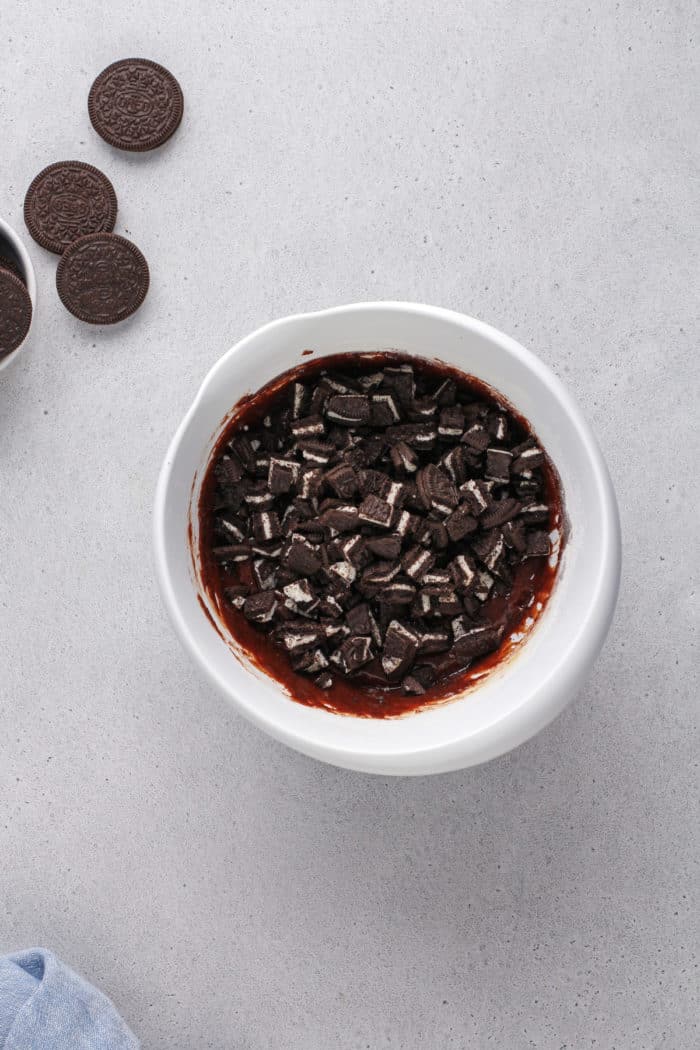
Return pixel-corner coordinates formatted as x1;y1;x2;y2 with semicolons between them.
154;302;620;775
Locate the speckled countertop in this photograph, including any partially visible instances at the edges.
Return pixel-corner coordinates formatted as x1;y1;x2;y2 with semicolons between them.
1;1;697;1047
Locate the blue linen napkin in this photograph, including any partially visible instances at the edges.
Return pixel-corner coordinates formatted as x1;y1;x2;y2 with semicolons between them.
0;948;138;1049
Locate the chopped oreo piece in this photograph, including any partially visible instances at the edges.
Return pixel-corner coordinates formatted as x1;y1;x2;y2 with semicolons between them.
445;505;477;542
394;509;417;538
327;561;357;588
410;397;438;421
474;571;494;602
381;364;415;403
292;648;329;675
453;624;503;661
252;511;281;542
358;469;393;499
377;578;416;605
390;441;419;474
441;446;469;485
243;483;275;511
213;544;251;563
268;457;300;494
385;480;408;508
514;471;542;497
319;504;360;532
401;545;436;580
358;495;394;528
481;497;521;530
525;530;550;558
217;516;246;543
224;584;250;609
297;439;336;465
471;530;506;574
365;534;402;559
502;520;527;553
276;623;325;652
387;423;437;450
340;635;375;671
283;536;322;575
459;479;490;516
326;394;371;425
427;519;450;550
438;405;465;439
433;378;456;406
340;534;370;568
346;603;382;647
290;415;325;439
371;393;401;426
216;455;244;485
512;446;544;473
324;462;358;498
485;448;513;482
461;422;490;451
421;568;452;587
359;562;400;597
251;539;284;559
489;414;509;442
228;435;257;473
298;467;324;499
290;382;309;419
416;464;458;515
449;554;477;593
357;371;384;391
519;501;549;524
381;620;419;679
243;591;278;623
253;558;277;590
419;628;452;654
283;579;316;604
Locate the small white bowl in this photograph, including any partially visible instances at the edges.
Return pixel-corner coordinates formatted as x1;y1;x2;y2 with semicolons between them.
154;303;620;775
0;217;37;372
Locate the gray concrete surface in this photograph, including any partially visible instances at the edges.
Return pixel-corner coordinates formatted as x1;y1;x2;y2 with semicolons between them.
1;1;698;1046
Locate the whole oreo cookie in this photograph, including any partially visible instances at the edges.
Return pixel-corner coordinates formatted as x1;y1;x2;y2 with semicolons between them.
56;233;149;325
0;268;33;360
88;58;184;152
24;161;118;255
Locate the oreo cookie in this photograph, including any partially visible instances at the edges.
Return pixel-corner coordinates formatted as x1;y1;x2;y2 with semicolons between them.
88;59;184;152
24;161;117;254
56;233;149;324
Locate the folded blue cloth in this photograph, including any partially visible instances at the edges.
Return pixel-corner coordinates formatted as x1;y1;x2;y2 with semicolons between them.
0;949;138;1049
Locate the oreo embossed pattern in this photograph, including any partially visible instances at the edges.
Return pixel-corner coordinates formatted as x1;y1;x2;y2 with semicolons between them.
24;162;118;255
88;58;184;152
56;233;149;325
198;353;565;718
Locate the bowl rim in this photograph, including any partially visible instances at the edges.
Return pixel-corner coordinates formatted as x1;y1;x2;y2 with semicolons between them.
0;216;37;373
154;301;621;772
